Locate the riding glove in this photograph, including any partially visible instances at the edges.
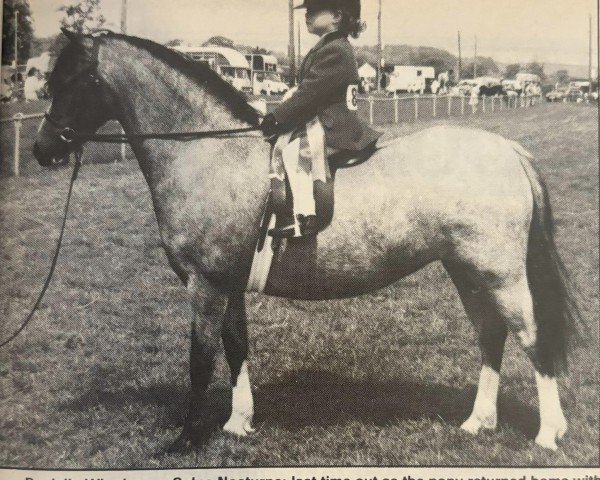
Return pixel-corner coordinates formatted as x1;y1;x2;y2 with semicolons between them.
260;114;279;140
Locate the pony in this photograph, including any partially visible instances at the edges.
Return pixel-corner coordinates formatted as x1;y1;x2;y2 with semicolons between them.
33;30;583;451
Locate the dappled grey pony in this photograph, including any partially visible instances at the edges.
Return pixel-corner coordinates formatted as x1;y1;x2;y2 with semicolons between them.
34;31;582;451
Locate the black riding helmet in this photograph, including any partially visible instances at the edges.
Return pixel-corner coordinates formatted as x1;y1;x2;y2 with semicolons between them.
295;0;361;20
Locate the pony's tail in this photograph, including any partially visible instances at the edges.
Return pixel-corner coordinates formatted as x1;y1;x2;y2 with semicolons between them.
518;149;586;376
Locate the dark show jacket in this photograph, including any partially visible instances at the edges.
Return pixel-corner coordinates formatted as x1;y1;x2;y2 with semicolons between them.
272;31;382;151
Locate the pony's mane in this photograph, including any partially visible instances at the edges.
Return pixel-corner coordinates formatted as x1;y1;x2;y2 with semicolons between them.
51;31;261;127
117;34;260;126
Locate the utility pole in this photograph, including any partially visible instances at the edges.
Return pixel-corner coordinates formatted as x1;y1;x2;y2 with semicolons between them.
14;9;19;69
377;0;382;92
13;9;18;100
121;0;128;34
589;13;593;94
288;0;296;84
473;35;477;78
298;21;302;67
119;0;128;163
457;30;462;82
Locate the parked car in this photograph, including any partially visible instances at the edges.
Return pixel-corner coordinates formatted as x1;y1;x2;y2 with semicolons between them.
253;72;289;96
566;88;585;102
546;87;567;102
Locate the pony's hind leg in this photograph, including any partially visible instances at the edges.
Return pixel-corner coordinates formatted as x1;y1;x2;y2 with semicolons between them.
222;292;255;436
473;272;567;450
445;263;508;434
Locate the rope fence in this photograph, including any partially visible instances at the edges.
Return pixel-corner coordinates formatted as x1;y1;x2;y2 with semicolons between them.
265;93;544;125
1;93;544;177
1;112;44;177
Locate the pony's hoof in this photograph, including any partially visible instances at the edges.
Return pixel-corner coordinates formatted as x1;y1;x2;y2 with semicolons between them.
167;431;194;453
535;421;567;451
223;416;256;437
461;414;496;435
535;434;558;451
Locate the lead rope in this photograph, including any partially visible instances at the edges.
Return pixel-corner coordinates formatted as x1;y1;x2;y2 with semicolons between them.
0;149;83;348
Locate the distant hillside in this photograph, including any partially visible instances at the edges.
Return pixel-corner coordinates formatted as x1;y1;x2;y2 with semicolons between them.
355;44;499;78
496;61;591;79
533;63;590;79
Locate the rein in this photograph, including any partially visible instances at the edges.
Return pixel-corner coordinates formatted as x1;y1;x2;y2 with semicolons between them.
2;120;262;349
44;113;262;144
0;150;83;349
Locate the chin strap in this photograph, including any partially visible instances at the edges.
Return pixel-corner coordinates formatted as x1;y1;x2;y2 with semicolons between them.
0;149;83;349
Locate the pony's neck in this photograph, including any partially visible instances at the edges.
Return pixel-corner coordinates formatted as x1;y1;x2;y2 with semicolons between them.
98;37;252;137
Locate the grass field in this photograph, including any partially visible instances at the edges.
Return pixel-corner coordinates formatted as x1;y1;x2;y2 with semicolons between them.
0;103;598;467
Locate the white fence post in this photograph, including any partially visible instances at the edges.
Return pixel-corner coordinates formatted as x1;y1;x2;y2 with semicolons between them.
491;96;495;112
482;96;486;113
119;128;126;163
460;95;465;115
447;95;452;116
414;94;419;121
432;95;437;118
13;113;23;177
393;92;399;124
368;96;374;125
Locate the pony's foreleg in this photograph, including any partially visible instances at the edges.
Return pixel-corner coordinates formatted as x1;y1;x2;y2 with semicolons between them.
184;275;227;438
445;264;507;434
222;292;255;436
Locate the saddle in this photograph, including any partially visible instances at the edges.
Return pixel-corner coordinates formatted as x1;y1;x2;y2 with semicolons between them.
269;141;379;238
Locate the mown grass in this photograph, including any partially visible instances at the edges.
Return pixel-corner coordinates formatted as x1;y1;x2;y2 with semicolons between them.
0;103;597;467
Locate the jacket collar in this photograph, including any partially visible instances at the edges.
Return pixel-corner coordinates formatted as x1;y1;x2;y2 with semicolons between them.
311;31;348;52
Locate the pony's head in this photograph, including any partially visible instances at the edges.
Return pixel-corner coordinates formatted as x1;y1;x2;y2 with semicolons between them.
33;29;117;166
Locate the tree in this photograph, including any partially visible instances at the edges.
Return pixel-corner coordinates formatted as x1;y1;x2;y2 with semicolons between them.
2;0;34;66
461;57;500;79
203;36;235;48
555;69;570;84
525;62;545;81
59;0;106;35
164;39;184;47
504;63;521;79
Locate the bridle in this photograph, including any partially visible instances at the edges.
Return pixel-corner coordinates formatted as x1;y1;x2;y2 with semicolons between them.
44;110;79;143
2;39;264;349
44;108;262;145
43;51;262;146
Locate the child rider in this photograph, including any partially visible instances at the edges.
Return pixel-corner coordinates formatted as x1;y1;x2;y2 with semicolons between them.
260;0;382;238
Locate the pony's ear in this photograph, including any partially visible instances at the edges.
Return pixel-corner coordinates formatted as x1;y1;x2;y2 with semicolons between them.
61;27;95;52
61;27;80;42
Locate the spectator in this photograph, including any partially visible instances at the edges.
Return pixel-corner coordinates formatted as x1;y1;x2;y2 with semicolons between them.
469;85;480;113
24;68;43;102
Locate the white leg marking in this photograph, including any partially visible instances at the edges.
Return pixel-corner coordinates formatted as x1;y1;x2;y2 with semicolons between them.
223;361;256;436
534;372;567;450
461;365;500;434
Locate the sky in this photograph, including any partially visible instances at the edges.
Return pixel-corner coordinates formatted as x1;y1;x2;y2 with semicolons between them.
29;0;599;67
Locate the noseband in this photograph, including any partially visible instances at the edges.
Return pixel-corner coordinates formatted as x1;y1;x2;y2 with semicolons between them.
44;111;78;143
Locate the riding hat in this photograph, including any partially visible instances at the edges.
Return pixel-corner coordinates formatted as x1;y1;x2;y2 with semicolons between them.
295;0;361;19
